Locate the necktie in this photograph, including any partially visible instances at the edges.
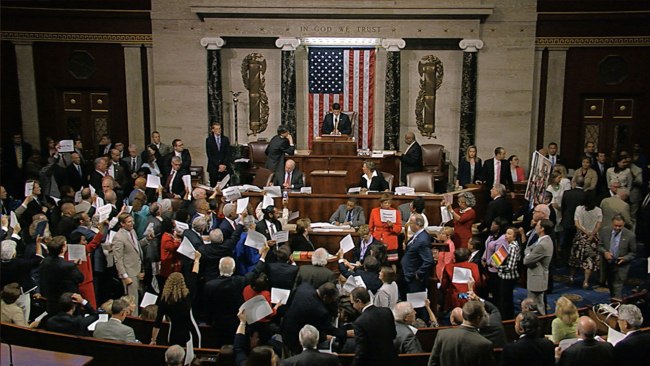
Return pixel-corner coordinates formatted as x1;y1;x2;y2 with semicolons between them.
216;135;221;150
610;231;620;258
132;158;136;172
643;193;650;208
284;173;291;187
495;160;501;185
334;116;338;131
77;164;82;177
167;170;176;191
346;210;352;223
130;231;141;255
16;146;22;169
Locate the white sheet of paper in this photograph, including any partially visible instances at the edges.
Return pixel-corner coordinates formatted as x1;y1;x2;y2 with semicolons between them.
343;275;366;293
300;187;312;194
339;234;355;254
146;174;161;189
407;291;428;308
175;221;189;232
177;237;196;260
234;158;250;163
647;256;650;274
124;206;133;214
184;335;195;366
262;195;274;209
452;267;473;284
245;230;267;250
263;186;282;198
271;230;289;243
57;140;74;152
106;230;115;244
607;326;627;346
87;313;109;331
217;174;230;189
144;223;154;237
24;182;34;197
95;196;105;208
9;211;18;228
66;244;86;262
97;204;112;222
222;186;242;202
443;193;454;205
380;209;397;223
440;206;453;224
241;184;262;192
89;184;96;196
74;190;82;203
51;196;61;205
395;186;415;195
347;187;361;194
182;175;191;190
240;295;273;324
271;288;291;305
288;211;300;222
108;217;118;229
237;197;250;214
140;292;158;308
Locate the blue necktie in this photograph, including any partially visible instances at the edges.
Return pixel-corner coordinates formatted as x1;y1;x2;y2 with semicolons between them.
610;231;620;258
346;210;352;223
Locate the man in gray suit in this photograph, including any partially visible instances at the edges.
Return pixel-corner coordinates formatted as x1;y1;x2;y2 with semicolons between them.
598;214;637;299
93;298;138;342
601;188;632;228
329;197;366;227
112;213;148;315
393;302;424;354
523;219;554;315
428;300;495;366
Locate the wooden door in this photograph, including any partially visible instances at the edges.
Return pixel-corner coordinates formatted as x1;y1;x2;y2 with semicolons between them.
581;96;636;159
59;90;111;159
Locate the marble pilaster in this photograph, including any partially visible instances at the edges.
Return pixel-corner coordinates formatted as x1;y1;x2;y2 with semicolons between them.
201;37;226;132
458;39;483;162
13;41;40;147
381;38;405;150
276;37;300;137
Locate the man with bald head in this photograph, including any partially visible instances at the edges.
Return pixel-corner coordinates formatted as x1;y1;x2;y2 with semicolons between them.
128;176;147;204
396;131;423;185
56;202;77;238
272;159;304;190
556;316;614;366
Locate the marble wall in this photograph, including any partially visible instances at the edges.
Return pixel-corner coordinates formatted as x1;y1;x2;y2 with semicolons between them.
151;0;537;176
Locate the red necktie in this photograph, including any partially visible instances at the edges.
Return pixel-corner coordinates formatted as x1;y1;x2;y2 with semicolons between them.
284;173;291;187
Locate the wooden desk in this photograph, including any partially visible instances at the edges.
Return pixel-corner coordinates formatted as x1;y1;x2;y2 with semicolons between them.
292;154;399;193
1;343;93;366
310;170;348;194
312;137;356;155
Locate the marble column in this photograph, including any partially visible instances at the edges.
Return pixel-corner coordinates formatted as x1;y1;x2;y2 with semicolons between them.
381;38;405;150
123;44;146;147
276;38;300;138
201;37;225;132
13;41;40;147
458;39;483;162
543;48;568;147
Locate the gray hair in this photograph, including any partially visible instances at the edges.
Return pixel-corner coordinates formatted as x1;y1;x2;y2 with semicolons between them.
159;199;172;213
164;345;185;366
493;183;506;196
298;324;319;349
209;229;224;244
192;216;207;233
192;187;206;200
393;301;414;322
1;240;17;260
219;256;235;276
171;156;182;164
311;247;328;266
458;191;476;207
411;213;425;228
618;304;643;328
223;203;236;218
93;157;105;168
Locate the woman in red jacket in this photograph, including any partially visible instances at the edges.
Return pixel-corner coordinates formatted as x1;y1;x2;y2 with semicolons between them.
160;217;181;289
368;193;402;263
447;191;477;249
66;220;108;309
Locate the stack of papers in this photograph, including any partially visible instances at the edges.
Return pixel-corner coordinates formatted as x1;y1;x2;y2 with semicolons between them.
395;186;415;196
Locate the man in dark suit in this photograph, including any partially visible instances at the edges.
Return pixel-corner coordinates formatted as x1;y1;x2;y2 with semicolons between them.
546;142;562;168
397;131;423;185
272;159;304;190
283;282;346;355
598;214;636;299
254;245;298;290
265;125;295;174
480;146;513;192
255;205;283;262
89;157;109;194
330;197;366;227
401;214;434;294
614;304;650;366
122;144;143;180
41;292;98;336
478;184;513;232
163;139;192;177
593;151;610;200
1;133;33;197
295;248;337;289
66;152;88;191
283;324;341;366
559;176;586;265
108;148;129;193
557;316;614;366
164;156;188;199
428;300;495;366
205;122;231;186
501;311;555;366
97;134;112;156
339;255;382;294
350;287;399;366
321;103;352;135
199;226;243;282
39;236;85;315
218;203;238;241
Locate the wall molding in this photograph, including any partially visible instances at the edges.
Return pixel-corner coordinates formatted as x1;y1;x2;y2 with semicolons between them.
1;31;152;45
536;36;650;47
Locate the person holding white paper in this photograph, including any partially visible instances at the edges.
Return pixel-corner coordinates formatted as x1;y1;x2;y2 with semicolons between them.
400;214;434;320
254;205;283;262
151;255;202;347
241;272;282;344
439;248;483;313
42;292;99;336
234;309;281;366
368;193;402;263
14;179;44;229
66;221;108;309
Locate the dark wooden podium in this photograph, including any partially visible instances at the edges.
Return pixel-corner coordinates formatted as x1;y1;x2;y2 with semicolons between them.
312;136;356;155
310;170;348;194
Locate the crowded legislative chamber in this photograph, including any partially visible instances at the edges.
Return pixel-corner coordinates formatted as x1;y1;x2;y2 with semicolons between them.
1;1;650;365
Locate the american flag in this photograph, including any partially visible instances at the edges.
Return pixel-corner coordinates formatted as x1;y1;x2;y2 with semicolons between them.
308;47;376;150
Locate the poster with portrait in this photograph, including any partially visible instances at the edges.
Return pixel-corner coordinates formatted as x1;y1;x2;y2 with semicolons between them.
524;151;552;205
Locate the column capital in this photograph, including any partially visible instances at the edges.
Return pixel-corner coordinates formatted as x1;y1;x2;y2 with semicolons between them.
200;37;225;50
275;37;301;51
459;39;484;52
381;38;406;52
